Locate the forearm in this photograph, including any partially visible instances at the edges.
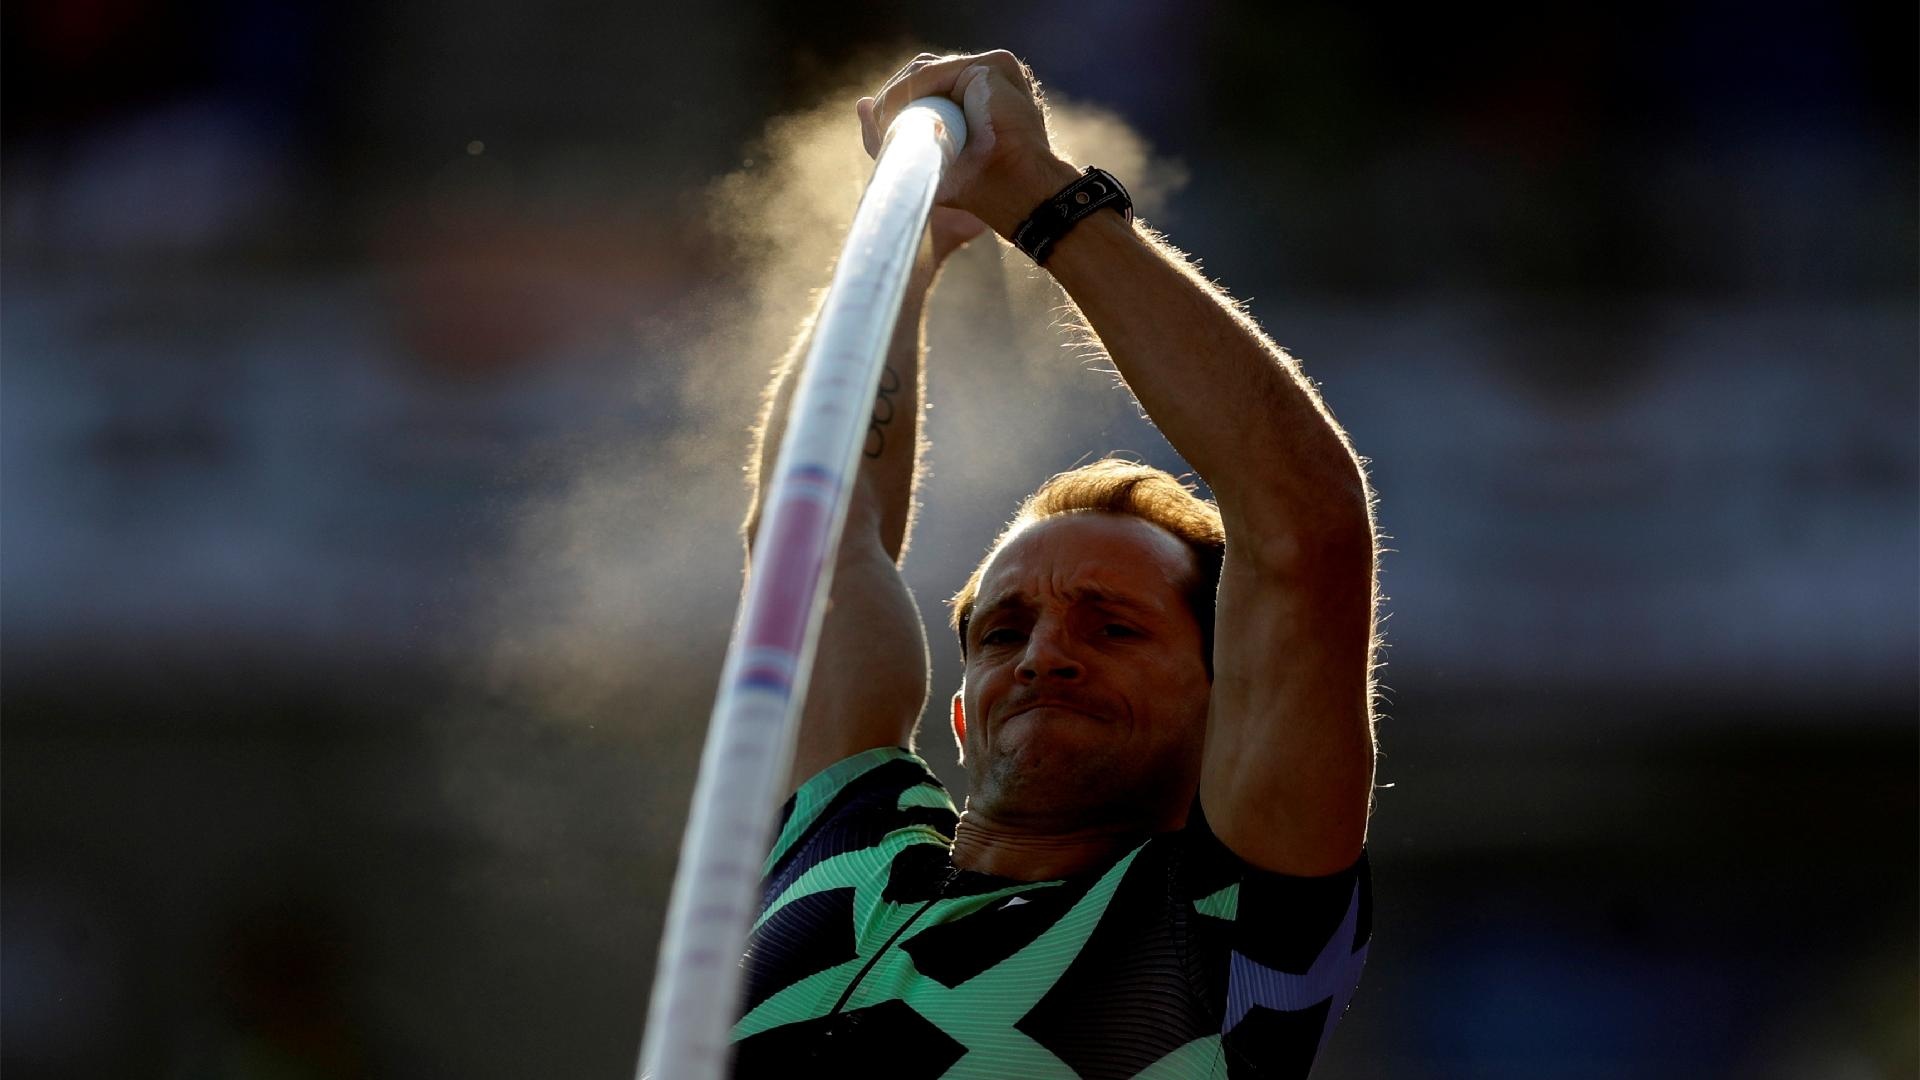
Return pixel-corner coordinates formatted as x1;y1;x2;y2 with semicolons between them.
853;53;1367;555
854;49;1379;871
745;241;940;785
745;243;935;563
1043;209;1373;556
1041;211;1381;862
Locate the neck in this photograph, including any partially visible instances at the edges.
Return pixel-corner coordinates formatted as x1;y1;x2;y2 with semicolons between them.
948;807;1148;881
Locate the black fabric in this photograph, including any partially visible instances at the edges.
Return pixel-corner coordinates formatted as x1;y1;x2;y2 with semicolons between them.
1012;839;1217;1079
881;842;953;903
1178;799;1266;899
761;759;954;915
731;998;967;1080
740;886;858;1013
1222;1001;1332;1080
1189;910;1235;1024
742;754;1371;1079
881;839;1086;904
1234;856;1368;975
899;876;1099;989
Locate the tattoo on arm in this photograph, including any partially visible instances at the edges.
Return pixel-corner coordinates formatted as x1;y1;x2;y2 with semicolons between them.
863;366;901;459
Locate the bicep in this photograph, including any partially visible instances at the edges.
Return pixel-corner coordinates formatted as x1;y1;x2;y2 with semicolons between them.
1199;531;1376;876
782;534;931;793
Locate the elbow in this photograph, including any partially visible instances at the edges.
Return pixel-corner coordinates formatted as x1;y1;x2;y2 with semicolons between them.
742;505;763;554
1230;468;1376;581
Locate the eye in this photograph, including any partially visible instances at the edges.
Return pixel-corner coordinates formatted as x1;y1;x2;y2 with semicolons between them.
1101;624;1140;639
981;627;1025;646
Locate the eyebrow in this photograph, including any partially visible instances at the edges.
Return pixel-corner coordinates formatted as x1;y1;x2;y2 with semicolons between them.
971;588;1159;628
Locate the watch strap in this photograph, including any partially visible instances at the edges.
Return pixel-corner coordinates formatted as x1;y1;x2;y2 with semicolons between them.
1010;166;1134;265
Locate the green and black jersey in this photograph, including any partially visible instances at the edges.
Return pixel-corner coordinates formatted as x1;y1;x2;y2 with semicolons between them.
733;748;1371;1078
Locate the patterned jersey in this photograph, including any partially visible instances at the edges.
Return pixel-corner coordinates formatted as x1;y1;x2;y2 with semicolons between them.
732;747;1371;1078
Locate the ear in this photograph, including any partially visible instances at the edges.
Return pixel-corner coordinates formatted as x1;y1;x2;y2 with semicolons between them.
950;691;967;765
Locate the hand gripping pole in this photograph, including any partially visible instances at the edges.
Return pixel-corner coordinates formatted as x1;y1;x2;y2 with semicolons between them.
637;96;967;1080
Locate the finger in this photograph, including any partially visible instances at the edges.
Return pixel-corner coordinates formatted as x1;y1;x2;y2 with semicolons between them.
881;51;942;92
955;63;995;113
884;50;1032;124
874;53;975;137
856;96;879;158
953;60;1029;133
970;49;1033;91
872;52;945;123
872;53;949;137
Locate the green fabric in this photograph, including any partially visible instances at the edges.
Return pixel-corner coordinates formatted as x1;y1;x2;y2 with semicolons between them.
733;748;1369;1078
761;746;914;876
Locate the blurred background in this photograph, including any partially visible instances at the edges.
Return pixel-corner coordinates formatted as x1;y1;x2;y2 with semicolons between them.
4;1;1914;1077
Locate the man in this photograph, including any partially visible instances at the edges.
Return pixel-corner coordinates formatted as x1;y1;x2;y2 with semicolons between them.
733;51;1378;1078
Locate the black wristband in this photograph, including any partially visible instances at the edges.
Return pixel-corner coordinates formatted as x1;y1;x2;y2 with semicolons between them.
1010;166;1133;266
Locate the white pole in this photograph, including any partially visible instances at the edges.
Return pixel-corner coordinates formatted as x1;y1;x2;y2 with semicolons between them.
637;96;967;1080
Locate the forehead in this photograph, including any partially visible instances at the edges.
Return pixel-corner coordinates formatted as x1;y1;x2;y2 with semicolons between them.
974;513;1196;614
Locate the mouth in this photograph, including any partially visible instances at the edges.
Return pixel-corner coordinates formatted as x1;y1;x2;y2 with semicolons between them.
1003;701;1100;724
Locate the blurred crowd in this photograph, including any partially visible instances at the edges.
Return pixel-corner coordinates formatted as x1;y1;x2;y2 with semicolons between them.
4;2;1913;1077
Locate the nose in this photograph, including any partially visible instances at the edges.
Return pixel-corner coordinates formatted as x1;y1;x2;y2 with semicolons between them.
1017;620;1083;683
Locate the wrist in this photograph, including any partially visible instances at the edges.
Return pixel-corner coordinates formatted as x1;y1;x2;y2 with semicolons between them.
1025;206;1141;284
1008;166;1134;266
980;157;1084;239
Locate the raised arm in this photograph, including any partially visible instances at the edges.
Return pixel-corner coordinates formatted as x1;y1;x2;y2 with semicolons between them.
745;206;986;793
864;53;1377;876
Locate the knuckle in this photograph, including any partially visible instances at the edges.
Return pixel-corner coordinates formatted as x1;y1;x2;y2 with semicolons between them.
986;50;1025;75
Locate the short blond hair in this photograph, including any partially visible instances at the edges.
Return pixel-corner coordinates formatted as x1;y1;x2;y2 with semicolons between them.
949;458;1227;672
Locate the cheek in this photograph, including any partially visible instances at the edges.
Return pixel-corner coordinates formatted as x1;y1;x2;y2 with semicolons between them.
961;665;999;726
1142;657;1210;729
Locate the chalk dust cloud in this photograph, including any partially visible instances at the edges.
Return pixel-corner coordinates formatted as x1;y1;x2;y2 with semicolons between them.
434;57;1193;875
922;88;1190;529
466;67;885;733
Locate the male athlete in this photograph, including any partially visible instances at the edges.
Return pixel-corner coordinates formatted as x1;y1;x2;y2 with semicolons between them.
733;51;1379;1078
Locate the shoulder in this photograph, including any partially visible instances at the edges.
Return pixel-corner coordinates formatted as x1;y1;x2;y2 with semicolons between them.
1150;804;1372;998
763;748;956;893
1128;807;1374;1068
1149;805;1372;1069
774;748;944;838
1154;802;1370;941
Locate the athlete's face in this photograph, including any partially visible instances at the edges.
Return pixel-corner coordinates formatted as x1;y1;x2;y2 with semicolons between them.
954;513;1212;829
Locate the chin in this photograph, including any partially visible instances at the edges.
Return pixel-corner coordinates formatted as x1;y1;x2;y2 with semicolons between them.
982;744;1138;816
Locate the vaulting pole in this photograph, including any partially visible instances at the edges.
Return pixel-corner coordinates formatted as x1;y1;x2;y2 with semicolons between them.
637;96;967;1080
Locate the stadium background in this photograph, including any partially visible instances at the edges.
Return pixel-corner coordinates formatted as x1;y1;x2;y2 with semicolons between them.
4;2;1914;1076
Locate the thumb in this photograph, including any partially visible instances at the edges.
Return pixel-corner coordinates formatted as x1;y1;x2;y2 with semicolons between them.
957;64;995;120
